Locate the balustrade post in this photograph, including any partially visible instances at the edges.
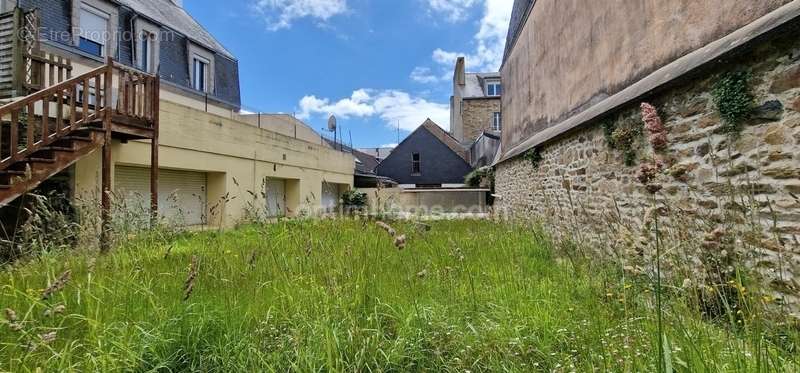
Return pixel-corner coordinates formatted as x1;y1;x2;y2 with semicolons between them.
100;57;113;252
150;75;160;227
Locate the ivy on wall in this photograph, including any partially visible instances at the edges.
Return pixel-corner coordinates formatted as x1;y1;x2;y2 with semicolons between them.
603;117;643;166
711;71;754;136
524;147;543;169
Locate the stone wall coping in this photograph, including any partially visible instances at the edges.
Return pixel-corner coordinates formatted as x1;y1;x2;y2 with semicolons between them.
401;188;491;193
497;0;800;165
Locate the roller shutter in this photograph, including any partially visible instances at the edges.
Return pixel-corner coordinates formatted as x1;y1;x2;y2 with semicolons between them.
265;178;286;217
115;166;207;226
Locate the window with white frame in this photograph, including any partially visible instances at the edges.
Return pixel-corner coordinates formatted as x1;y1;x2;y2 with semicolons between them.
188;43;214;94
137;31;156;72
492;112;502;131
135;19;160;74
486;81;502;97
78;5;109;57
192;55;209;92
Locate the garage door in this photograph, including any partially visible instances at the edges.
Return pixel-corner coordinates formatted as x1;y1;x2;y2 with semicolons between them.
321;182;339;212
115;166;208;226
265;178;286;217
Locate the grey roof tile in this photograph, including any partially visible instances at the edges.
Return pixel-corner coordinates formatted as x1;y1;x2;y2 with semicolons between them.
116;0;235;59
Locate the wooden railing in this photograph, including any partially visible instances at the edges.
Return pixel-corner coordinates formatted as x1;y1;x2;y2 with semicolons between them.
114;62;158;121
24;51;73;92
0;58;159;169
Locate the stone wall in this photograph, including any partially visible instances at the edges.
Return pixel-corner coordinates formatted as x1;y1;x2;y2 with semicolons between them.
501;0;792;154
462;98;501;144
495;33;800;310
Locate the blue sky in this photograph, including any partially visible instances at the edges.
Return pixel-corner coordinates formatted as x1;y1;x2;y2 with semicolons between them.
184;0;513;148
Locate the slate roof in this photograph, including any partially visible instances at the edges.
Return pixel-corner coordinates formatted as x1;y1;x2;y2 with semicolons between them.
353;149;380;175
115;0;235;59
462;72;501;99
503;0;535;64
356;147;394;160
417;119;469;163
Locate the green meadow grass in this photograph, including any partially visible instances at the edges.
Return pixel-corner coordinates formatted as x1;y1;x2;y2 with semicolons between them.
0;219;797;372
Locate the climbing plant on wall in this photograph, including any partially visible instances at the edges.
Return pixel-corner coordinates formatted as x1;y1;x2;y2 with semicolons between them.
711;71;754;136
603;116;643;166
524;147;543;169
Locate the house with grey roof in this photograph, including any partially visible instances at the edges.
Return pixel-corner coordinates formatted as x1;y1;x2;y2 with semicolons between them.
376;119;472;188
0;0;354;233
449;57;502;167
18;0;241;110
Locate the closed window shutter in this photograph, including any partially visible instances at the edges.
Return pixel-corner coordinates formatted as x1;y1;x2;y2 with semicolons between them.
80;8;108;45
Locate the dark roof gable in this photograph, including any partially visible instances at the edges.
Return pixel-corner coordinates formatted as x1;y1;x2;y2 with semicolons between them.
503;0;535;64
417;119;469;163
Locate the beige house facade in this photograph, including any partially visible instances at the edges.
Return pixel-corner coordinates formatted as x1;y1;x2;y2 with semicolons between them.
2;0;354;228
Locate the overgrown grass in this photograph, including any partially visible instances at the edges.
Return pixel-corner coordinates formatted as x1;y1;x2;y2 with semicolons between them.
0;219;798;371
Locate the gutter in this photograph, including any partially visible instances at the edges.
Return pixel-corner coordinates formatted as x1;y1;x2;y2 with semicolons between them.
496;0;800;164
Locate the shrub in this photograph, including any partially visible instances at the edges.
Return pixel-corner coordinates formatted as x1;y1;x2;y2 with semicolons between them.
464;167;494;188
342;190;367;209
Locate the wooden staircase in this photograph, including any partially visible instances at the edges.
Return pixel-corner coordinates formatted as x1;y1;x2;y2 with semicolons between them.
0;58;160;208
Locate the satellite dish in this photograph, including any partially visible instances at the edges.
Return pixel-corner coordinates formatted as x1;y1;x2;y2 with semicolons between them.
327;115;337;132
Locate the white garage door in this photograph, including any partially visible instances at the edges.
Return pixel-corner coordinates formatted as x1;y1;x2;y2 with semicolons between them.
321;182;339;212
265;178;286;217
115;166;208;226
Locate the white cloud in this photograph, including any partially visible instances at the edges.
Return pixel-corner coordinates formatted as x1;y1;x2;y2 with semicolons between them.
424;0;480;22
254;0;347;31
297;89;450;132
410;67;443;84
298;89;374;119
430;0;513;72
380;143;398;148
432;48;463;66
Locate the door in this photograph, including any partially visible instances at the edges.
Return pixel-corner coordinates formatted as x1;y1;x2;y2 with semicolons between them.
115;166;208;226
265;178;286;217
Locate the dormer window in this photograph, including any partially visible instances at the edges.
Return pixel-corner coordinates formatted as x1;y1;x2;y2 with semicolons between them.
486;81;502;97
135;19;161;74
139;32;155;71
72;0;118;59
78;5;109;57
188;43;215;94
192;56;209;92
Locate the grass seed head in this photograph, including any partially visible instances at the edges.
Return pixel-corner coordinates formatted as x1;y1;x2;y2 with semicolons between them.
39;331;57;344
376;221;397;237
4;308;17;322
394;235;407;250
248;250;258;268
42;270;71;300
53;305;66;315
183;255;199;301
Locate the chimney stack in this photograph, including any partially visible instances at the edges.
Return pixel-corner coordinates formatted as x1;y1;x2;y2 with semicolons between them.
454;57;465;86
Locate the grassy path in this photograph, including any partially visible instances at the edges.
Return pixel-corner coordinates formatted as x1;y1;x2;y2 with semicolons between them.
0;219;797;371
